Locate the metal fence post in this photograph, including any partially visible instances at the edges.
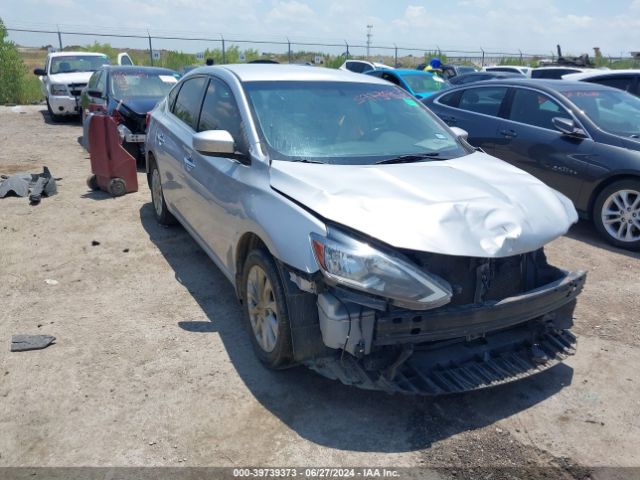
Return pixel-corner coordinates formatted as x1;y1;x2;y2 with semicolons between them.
287;37;291;63
394;44;398;67
345;41;349;59
148;32;153;66
481;48;485;67
57;25;63;50
221;34;225;64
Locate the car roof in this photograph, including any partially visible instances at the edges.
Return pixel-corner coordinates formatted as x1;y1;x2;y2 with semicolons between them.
48;51;109;58
394;69;436;75
102;65;178;75
451;78;618;93
563;69;640;80
192;64;390;85
532;66;591;71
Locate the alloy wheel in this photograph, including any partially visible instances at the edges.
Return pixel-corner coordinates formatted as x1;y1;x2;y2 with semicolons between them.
246;265;279;353
601;189;640;243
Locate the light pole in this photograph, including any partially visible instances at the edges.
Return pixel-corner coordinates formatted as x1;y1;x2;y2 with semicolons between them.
366;24;373;59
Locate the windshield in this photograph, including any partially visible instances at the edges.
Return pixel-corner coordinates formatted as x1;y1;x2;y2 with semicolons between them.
400;73;450;94
110;71;179;99
50;55;110;74
562;89;640;137
244;81;470;164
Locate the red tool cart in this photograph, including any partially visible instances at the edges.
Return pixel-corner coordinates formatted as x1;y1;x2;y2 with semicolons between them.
86;114;138;196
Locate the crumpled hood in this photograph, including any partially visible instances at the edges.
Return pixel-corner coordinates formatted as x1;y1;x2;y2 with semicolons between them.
270;152;578;257
48;72;94;85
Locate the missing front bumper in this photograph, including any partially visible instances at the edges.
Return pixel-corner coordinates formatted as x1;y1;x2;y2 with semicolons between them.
306;324;576;395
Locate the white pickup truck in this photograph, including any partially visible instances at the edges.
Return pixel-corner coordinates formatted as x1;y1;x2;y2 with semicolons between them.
34;52;111;121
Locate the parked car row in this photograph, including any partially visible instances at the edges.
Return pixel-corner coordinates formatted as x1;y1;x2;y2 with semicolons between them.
38;57;640;394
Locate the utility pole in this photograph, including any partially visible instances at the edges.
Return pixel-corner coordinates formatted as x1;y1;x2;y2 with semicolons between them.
366;24;373;59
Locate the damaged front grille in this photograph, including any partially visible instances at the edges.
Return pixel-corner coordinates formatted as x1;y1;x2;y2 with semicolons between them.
307;325;576;395
404;248;563;307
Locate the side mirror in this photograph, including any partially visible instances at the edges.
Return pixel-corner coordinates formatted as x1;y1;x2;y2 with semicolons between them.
552;117;587;138
86;89;103;98
450;126;469;141
34;68;46;76
193;130;235;155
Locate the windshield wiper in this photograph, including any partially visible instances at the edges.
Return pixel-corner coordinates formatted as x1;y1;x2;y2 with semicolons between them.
375;153;442;165
288;158;326;164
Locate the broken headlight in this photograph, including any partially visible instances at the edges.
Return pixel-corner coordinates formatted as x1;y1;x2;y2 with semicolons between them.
310;229;452;310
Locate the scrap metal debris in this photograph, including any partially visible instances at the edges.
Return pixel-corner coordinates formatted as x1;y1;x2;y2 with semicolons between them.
10;335;56;352
0;167;58;205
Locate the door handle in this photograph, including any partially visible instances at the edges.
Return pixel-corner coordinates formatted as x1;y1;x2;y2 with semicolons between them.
183;155;195;171
499;129;518;138
156;132;165;145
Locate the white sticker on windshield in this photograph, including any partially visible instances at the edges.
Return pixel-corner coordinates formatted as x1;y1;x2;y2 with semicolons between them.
159;75;178;84
434;76;445;83
435;133;446;139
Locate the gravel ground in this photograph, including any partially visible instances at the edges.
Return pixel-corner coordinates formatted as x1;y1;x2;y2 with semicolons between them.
1;106;639;480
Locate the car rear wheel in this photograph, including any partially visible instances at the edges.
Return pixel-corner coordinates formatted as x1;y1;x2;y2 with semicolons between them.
593;179;640;250
149;161;176;225
242;249;293;369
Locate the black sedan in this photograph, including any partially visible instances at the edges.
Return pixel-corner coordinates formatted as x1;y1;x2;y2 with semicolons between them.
423;79;640;250
448;71;524;86
80;66;180;161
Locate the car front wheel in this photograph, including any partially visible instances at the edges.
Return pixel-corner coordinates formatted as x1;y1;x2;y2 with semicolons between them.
242;249;293;369
593;179;640;250
46;99;62;123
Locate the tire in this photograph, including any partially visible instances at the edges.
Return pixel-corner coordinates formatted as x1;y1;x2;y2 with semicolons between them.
241;249;293;369
46;98;62;123
86;174;99;191
593;179;640;250
107;178;127;197
149;160;177;225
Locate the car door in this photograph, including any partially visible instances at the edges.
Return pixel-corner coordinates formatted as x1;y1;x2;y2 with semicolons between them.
493;87;593;202
184;77;252;271
154;76;208;222
431;85;509;156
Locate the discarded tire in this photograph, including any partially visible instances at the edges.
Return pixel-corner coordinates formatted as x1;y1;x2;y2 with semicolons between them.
107;178;127;197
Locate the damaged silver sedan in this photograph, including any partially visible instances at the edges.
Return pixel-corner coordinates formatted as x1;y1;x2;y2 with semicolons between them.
145;65;586;395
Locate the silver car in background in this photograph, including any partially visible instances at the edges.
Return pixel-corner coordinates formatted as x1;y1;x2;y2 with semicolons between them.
145;65;586;395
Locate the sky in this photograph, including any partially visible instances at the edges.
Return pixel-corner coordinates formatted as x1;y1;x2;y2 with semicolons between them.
2;0;640;58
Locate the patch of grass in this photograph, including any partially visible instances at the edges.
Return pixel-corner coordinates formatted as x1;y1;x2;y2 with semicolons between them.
17;74;44;104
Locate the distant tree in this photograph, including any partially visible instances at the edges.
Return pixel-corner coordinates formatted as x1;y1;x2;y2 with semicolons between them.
0;17;27;104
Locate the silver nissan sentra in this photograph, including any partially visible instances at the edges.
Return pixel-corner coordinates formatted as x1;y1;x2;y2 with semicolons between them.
145;64;586;395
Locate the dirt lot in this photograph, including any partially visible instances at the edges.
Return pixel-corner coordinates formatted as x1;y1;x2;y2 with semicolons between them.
1;106;639;479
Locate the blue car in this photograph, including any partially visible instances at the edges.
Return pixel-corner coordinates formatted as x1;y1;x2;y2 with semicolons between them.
366;68;450;99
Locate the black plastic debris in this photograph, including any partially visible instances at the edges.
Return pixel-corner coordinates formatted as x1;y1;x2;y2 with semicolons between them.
11;335;56;352
0;167;58;205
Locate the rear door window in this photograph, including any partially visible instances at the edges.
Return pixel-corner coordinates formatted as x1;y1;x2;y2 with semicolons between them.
587;75;634;93
346;61;366;73
438;90;461;107
381;72;401;86
458;87;508;116
508;88;570;129
171;76;207;130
